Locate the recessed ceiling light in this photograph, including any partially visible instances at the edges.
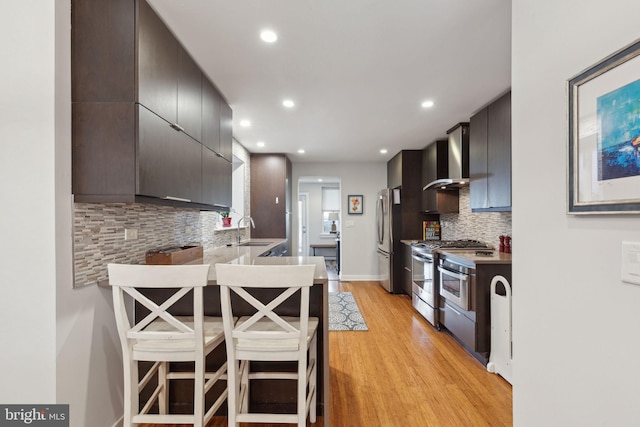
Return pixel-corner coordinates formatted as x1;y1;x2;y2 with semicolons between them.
240;119;251;127
282;99;295;108
421;100;435;108
260;30;278;43
317;178;323;182
298;149;305;154
256;141;265;148
380;149;388;154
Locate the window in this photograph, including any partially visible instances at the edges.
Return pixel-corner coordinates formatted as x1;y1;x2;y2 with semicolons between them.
322;187;340;234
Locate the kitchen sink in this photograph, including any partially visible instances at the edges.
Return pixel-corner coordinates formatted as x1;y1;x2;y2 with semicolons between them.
238;241;272;246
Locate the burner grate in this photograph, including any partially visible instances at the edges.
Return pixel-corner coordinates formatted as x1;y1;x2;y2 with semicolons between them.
411;239;490;252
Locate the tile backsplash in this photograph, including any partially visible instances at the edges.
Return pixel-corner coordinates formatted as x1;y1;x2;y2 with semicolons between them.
73;203;247;288
439;186;512;249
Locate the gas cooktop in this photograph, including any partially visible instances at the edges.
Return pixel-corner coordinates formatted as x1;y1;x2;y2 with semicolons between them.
411;239;490;252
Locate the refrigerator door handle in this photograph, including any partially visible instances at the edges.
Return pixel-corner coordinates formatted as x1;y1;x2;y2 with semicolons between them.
388;199;393;248
376;196;384;245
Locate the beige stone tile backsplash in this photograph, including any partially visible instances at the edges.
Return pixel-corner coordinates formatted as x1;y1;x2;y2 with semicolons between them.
439;187;512;249
73;203;250;288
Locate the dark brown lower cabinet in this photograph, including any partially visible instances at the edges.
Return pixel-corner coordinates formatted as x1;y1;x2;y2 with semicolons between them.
439;263;511;365
401;243;413;296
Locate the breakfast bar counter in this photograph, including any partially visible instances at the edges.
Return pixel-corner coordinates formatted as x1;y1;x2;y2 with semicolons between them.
133;240;330;425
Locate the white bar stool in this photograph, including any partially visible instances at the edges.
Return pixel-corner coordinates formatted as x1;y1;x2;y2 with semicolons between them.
215;263;318;427
108;263;230;427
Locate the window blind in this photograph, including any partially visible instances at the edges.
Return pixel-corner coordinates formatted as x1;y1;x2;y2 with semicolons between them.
322;187;340;211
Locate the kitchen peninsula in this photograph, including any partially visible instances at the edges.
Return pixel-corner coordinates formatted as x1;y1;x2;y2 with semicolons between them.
106;240;330;425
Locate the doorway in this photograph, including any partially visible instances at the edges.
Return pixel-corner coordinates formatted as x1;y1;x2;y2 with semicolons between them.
297;176;341;259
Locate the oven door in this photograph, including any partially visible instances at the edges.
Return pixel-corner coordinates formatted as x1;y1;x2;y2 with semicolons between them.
438;263;470;311
411;252;435;306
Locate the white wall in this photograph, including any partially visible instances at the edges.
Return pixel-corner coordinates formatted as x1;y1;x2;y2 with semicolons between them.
512;1;640;426
292;162;386;281
0;1;57;402
1;3;163;425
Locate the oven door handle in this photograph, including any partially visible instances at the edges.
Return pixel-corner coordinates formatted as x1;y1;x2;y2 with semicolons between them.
437;265;467;281
412;254;432;263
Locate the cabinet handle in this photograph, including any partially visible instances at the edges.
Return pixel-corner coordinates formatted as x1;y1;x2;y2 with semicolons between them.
164;196;191;203
170;123;185;132
438;266;468;281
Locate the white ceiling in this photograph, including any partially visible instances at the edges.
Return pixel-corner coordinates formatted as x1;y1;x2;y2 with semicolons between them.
148;0;512;163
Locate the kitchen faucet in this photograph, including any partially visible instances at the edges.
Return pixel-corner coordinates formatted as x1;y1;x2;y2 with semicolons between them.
237;215;255;244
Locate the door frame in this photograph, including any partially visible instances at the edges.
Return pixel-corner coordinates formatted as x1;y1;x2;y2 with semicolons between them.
297;192;309;255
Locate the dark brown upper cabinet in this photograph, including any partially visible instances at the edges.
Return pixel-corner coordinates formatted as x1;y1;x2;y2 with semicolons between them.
202;78;233;161
422;140;459;214
137;105;202;202
71;0;135;103
176;46;203;142
202;146;232;208
137;0;178;124
137;0;202;141
202;78;221;153
469;91;512;212
219;100;233;161
71;0;231;209
387;150;426;241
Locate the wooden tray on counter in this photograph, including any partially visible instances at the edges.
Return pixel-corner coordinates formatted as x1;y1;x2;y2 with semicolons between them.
145;245;203;265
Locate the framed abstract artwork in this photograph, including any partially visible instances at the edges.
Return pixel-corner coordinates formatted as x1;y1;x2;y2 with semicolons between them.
568;38;640;213
348;195;363;214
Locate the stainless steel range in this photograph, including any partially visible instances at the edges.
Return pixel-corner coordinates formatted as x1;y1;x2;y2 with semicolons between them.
410;240;490;327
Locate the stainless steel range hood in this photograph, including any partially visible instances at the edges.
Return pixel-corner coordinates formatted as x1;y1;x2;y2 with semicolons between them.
423;123;469;190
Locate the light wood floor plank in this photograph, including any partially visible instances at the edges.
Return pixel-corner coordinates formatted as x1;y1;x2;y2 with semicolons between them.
140;280;512;427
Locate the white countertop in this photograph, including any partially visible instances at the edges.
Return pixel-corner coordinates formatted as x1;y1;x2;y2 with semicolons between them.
99;239;329;286
438;249;512;265
189;239;329;282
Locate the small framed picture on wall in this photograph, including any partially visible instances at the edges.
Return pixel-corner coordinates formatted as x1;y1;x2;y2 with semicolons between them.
348;195;363;214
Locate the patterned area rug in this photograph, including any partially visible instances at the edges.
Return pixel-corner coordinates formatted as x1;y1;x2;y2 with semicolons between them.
328;292;368;331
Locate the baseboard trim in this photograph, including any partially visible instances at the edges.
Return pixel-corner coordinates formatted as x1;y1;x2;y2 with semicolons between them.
337;275;379;281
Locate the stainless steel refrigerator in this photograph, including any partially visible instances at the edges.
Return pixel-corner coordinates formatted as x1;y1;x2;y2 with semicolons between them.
376;188;398;293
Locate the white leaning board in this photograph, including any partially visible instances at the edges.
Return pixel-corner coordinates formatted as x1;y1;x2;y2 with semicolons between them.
486;275;512;384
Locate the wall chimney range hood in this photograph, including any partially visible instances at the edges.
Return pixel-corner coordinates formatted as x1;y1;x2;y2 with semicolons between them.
423;123;469;191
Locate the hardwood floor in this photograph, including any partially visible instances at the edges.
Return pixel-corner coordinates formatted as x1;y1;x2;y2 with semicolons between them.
142;278;512;427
